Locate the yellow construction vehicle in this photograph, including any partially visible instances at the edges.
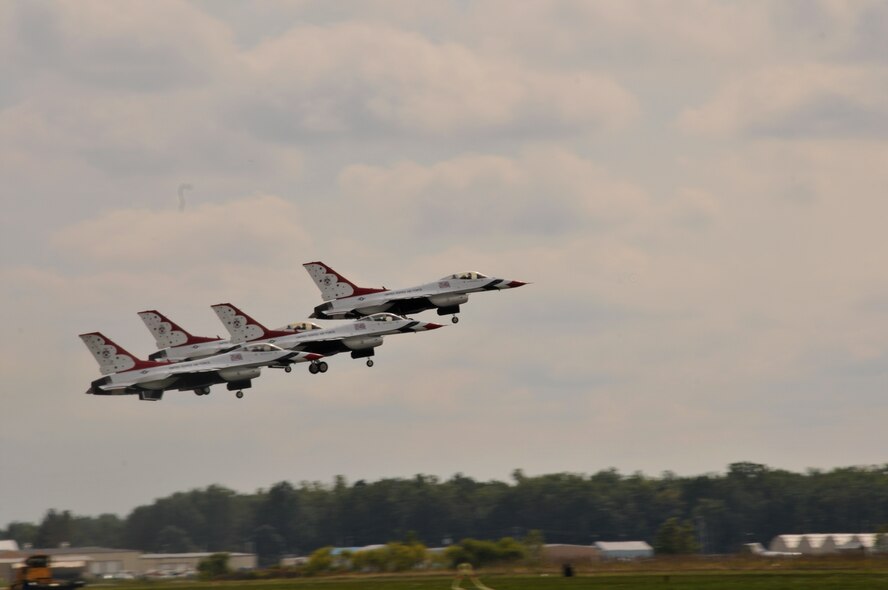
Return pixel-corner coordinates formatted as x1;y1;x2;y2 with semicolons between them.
10;555;85;590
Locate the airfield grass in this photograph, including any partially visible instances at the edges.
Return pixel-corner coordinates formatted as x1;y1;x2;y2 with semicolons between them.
103;568;888;590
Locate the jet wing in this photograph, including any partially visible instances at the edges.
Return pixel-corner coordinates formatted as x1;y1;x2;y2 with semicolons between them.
376;297;434;316
92;383;131;392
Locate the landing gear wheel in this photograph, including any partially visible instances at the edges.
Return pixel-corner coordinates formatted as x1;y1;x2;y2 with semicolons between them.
309;362;320;375
236;390;244;399
366;359;374;367
452;315;460;324
284;365;292;373
319;361;329;373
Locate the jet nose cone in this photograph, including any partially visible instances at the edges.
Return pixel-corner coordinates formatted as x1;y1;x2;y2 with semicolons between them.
421;322;444;331
506;280;528;288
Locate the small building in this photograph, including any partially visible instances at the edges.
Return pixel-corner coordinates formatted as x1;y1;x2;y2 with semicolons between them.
594;541;654;559
141;552;256;574
0;551;92;584
769;535;803;553
14;547;142;578
769;533;882;555
0;540;20;552
541;544;600;564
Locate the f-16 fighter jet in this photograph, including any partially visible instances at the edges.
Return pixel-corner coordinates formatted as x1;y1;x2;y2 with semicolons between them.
138;309;231;362
79;332;322;400
211;303;443;372
303;261;527;323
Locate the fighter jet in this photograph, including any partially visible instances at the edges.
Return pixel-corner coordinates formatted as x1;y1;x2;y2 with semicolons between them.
138;309;231;362
211;302;443;372
303;261;527;323
79;332;322;400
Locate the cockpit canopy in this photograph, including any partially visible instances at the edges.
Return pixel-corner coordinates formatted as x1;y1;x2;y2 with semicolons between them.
240;343;285;353
282;321;322;332
363;313;407;322
442;271;489;281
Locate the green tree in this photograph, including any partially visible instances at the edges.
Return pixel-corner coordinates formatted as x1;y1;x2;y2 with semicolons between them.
197;553;230;579
253;525;285;567
155;525;197;553
2;522;38;547
35;510;73;548
304;546;335;575
654;517;699;555
523;529;545;565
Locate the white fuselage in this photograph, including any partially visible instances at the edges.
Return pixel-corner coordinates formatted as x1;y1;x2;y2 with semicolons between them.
155;339;234;362
315;277;504;319
94;349;298;393
247;316;425;352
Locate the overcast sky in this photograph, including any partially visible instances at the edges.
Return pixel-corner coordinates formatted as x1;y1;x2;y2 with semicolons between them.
2;1;888;526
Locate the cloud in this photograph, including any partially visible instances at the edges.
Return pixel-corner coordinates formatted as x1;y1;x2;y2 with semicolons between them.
7;1;236;92
338;147;650;242
51;195;311;270
239;23;638;138
678;64;888;138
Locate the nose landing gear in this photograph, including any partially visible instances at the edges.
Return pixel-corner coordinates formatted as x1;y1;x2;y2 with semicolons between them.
235;390;244;399
366;359;374;367
451;315;459;324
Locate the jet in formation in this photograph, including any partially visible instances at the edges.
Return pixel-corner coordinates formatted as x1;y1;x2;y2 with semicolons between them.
138;307;442;371
80;332;321;401
303;261;527;323
80;261;526;401
211;303;443;370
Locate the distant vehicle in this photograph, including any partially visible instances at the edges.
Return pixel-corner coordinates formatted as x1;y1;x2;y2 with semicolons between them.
10;555;85;590
102;572;135;580
211;302;443;370
743;542;802;557
303;261;527;323
80;332;322;400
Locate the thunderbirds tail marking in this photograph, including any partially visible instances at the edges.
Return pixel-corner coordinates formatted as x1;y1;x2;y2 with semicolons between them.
303;261;387;301
79;332;167;375
138;310;222;349
211;303;293;344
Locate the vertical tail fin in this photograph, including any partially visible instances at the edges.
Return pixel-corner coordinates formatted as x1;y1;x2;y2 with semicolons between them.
211;303;293;344
137;310;221;349
79;332;166;375
302;261;387;301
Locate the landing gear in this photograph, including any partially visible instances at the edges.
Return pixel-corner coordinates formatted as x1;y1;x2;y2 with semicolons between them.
194;386;211;396
366;359;374;367
235;390;244;399
451;315;459;324
284;365;292;373
309;361;329;374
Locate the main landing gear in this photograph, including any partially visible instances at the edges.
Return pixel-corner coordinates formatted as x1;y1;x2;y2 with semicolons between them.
193;386;211;396
308;360;329;375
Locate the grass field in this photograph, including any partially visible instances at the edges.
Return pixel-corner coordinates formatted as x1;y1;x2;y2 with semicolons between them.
102;570;888;590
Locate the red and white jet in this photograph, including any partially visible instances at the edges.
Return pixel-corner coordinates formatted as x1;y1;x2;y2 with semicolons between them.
303;261;527;323
79;332;322;400
138;309;231;362
211;303;443;372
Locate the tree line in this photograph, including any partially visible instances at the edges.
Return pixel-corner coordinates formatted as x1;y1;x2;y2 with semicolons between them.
3;463;887;564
